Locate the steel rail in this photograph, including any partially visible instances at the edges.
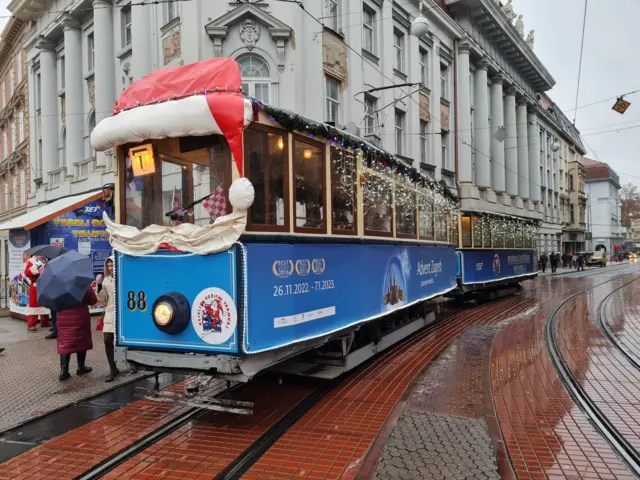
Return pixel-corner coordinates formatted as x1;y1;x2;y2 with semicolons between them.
597;276;640;372
544;271;640;477
74;382;242;480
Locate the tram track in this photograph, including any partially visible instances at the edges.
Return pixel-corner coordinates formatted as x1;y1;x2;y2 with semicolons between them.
597;277;640;372
544;268;640;477
66;294;529;479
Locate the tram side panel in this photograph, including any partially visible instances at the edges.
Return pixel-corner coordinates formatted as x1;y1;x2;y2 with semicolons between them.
114;243;457;357
454;249;538;293
242;243;457;355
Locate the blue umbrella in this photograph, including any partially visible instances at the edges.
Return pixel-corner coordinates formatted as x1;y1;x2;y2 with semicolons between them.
37;250;94;311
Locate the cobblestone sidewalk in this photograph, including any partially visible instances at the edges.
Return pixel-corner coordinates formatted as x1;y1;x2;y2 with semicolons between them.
370;325;501;479
0;317;146;432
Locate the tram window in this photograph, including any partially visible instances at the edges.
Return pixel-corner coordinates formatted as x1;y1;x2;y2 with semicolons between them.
493;225;504;248
123;138;213;229
515;227;524;248
244;126;288;231
461;216;471;247
483;221;492;248
293;137;326;233
472;217;482;248
364;173;393;236
331;148;356;234
436;215;447;242
505;227;515;248
418;195;434;240
395;186;416;238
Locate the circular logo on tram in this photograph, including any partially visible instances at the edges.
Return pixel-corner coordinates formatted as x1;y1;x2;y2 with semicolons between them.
493;254;501;275
191;288;237;345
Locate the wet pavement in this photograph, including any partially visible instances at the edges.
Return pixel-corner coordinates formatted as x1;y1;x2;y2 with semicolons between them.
2;264;640;479
0;316;148;433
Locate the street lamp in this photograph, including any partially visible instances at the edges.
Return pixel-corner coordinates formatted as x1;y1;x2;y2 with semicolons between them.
410;0;430;37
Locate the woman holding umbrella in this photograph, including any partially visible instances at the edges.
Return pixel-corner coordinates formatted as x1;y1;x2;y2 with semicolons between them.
37;250;99;381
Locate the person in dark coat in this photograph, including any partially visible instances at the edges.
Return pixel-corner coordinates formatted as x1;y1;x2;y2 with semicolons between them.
550;252;558;273
539;253;548;273
56;288;98;381
576;254;585;271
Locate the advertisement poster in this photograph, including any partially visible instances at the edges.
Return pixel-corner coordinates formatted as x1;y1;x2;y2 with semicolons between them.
459;249;537;285
8;229;31;317
30;199;114;315
244;243;457;354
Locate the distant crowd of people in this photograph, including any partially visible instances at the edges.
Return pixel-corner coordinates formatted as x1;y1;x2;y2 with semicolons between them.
538;252;585;273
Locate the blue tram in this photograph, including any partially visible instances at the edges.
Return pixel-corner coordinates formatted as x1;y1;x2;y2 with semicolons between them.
90;59;537;392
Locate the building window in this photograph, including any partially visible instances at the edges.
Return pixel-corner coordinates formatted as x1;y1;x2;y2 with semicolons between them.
395;109;405;155
16;53;22;83
441;131;449;168
121;6;132;48
59;56;65;89
2;131;6;159
293;137;326;233
393;30;404;72
87;33;95;71
87;112;96;157
245;126;288;230
363;7;376;54
1;80;5;108
9;69;15;95
238;54;270;103
164;1;178;24
17;110;23;143
570;204;575;223
440;63;448;99
419;48;428;87
19;170;25;206
10;119;15;153
569;174;574;191
324;0;339;31
364;94;377;135
325;76;340;123
419;121;427;164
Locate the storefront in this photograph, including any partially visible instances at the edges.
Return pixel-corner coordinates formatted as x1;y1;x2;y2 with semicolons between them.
0;190;113;319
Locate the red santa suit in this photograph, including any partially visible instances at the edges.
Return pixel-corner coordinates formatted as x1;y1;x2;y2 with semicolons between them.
24;256;51;330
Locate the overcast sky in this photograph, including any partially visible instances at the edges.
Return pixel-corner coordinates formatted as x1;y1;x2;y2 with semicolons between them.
0;0;638;185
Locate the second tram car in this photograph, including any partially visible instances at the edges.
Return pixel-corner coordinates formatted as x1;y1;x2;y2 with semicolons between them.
90;59;537;397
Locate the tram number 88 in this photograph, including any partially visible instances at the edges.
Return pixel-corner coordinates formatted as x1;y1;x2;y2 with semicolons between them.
127;291;147;312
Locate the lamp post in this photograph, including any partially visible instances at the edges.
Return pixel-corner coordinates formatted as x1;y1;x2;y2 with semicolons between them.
410;0;430;37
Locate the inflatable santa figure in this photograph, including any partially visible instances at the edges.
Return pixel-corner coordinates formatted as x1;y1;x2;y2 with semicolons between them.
24;255;51;331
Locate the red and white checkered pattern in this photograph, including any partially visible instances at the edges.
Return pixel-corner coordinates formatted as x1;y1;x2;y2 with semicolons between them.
202;183;227;221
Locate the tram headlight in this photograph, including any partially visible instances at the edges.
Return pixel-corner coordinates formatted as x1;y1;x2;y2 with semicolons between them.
153;302;173;326
151;292;190;334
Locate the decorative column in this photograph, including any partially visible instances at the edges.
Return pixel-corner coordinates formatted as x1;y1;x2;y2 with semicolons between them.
516;99;529;199
131;0;152;80
93;0;115;168
457;42;472;183
490;75;505;193
474;60;491;188
62;16;83;175
527;106;541;202
36;40;59;181
504;87;518;197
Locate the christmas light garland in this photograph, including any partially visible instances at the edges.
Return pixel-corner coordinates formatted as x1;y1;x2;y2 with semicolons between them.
463;210;539;246
253;100;458;204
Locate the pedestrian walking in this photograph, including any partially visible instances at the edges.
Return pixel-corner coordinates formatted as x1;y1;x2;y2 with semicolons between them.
539;253;548;273
56;288;98;381
97;257;119;382
550;252;558;274
576;253;585;271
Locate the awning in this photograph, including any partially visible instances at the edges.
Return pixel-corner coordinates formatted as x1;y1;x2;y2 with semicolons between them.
0;190;103;232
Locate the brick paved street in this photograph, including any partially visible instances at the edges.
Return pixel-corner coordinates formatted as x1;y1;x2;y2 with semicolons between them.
0;316;146;432
370;326;500;480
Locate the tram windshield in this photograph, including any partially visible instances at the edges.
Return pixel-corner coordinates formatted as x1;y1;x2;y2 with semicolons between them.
122;135;232;230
